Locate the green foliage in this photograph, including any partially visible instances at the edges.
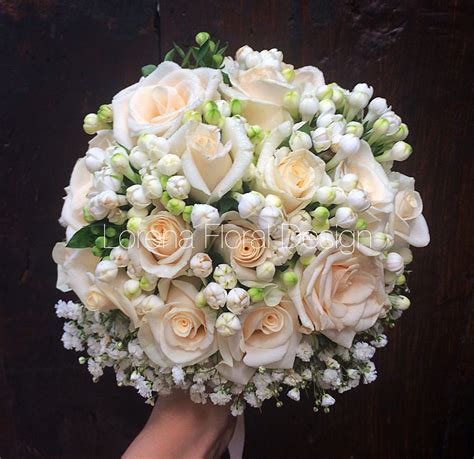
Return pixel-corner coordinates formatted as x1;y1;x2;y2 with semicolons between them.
141;64;157;77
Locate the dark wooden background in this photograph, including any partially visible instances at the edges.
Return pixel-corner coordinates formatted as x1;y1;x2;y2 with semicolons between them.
1;0;473;457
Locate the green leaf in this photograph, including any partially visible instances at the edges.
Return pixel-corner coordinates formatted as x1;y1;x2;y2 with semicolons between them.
141;64;157;77
216;196;238;214
181;48;194;68
197;40;211;65
173;42;186;59
299;122;311;135
163;48;176;62
222;72;230;85
66;225;98;248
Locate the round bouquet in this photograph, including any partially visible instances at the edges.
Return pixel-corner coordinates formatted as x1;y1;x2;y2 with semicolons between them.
53;33;429;416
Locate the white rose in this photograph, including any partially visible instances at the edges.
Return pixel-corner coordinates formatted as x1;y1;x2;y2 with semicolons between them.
288;248;386;347
131;211;200;278
256;125;331;213
59;158;93;241
112;62;222;148
180;118;253;203
138;279;217;366
389;172;430;247
335;140;395;213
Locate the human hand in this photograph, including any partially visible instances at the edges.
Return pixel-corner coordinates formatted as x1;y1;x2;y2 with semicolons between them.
123;390;237;459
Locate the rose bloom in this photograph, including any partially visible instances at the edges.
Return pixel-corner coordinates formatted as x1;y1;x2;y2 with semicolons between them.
256;145;331;214
221;52;324;129
131;211;202;278
288;247;386;347
389;172;430;248
215;215;270;286
52;243;140;326
138;279;217;366
217;299;302;384
335;140;395;213
172;117;253;203
112;62;222;148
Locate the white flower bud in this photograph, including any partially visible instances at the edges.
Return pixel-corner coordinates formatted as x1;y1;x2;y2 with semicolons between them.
295;232;318;257
215;312;241;337
319;99;336;114
316;84;332;100
97;190;120;209
353;83;373;98
311;127;331;152
123;279;141;299
338;133;361;157
126;185;151;209
203;282;227;309
398;247;413;264
283;91;300;117
156;154;182;176
190;253;213;278
258;206;283;233
299;96;319;121
191;204;220;229
380;111;402;135
384;252;404;273
85;147;105;172
364;97;389;123
348;90;370;111
289;210;312;233
367;232;394;251
289;131;312;150
128;206;148;219
166;175;191;199
83;113;104;135
110;247;129;268
245;50;262;68
242;162;256;182
321;394;336;407
264;194;283;208
238;191;265;219
129;147;149;170
138;135;170;160
215;100;231;117
142;174;163;199
236;45;253;65
93;168;122;192
315;232;336;251
139;272;158;292
136;295;164;316
95;260;118;282
287;388;300;402
338;173;358;192
317;113;337;128
87;202;108;220
333;207;357;229
391;294;410;311
213;264;238;289
314;186;336;205
256;261;276;282
332;187;347;205
226;288;250;314
390;141;412;161
345;121;364;138
347;189;370;211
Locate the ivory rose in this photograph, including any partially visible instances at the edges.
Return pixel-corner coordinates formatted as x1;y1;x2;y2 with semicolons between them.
220;50;324;129
215;213;270;286
52;243;139;326
217;299;301;384
288;248;386;347
131;211;202;278
389;172;430;247
112;62;222;148
255;124;331;214
138;279;218;366
179;117;253;203
334;140;395;213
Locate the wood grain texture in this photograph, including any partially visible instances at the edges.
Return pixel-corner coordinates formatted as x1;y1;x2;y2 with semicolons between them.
0;0;473;457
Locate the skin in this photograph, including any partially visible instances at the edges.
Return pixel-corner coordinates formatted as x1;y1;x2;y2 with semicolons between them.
123;390;237;459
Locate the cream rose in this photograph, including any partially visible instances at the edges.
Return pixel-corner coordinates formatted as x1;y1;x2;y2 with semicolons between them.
112;62;222;148
178;117;253;203
220;54;324;129
217;299;301;384
138;279;218;366
255;125;331;213
389;172;430;247
131;211;203;278
52;243;140;326
335;140;395;213
288;248;386;347
215;214;270;286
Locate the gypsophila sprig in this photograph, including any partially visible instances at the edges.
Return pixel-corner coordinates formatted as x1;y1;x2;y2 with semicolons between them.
53;36;430;415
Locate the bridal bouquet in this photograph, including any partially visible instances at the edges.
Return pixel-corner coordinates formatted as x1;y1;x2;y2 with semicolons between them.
53;33;429;415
